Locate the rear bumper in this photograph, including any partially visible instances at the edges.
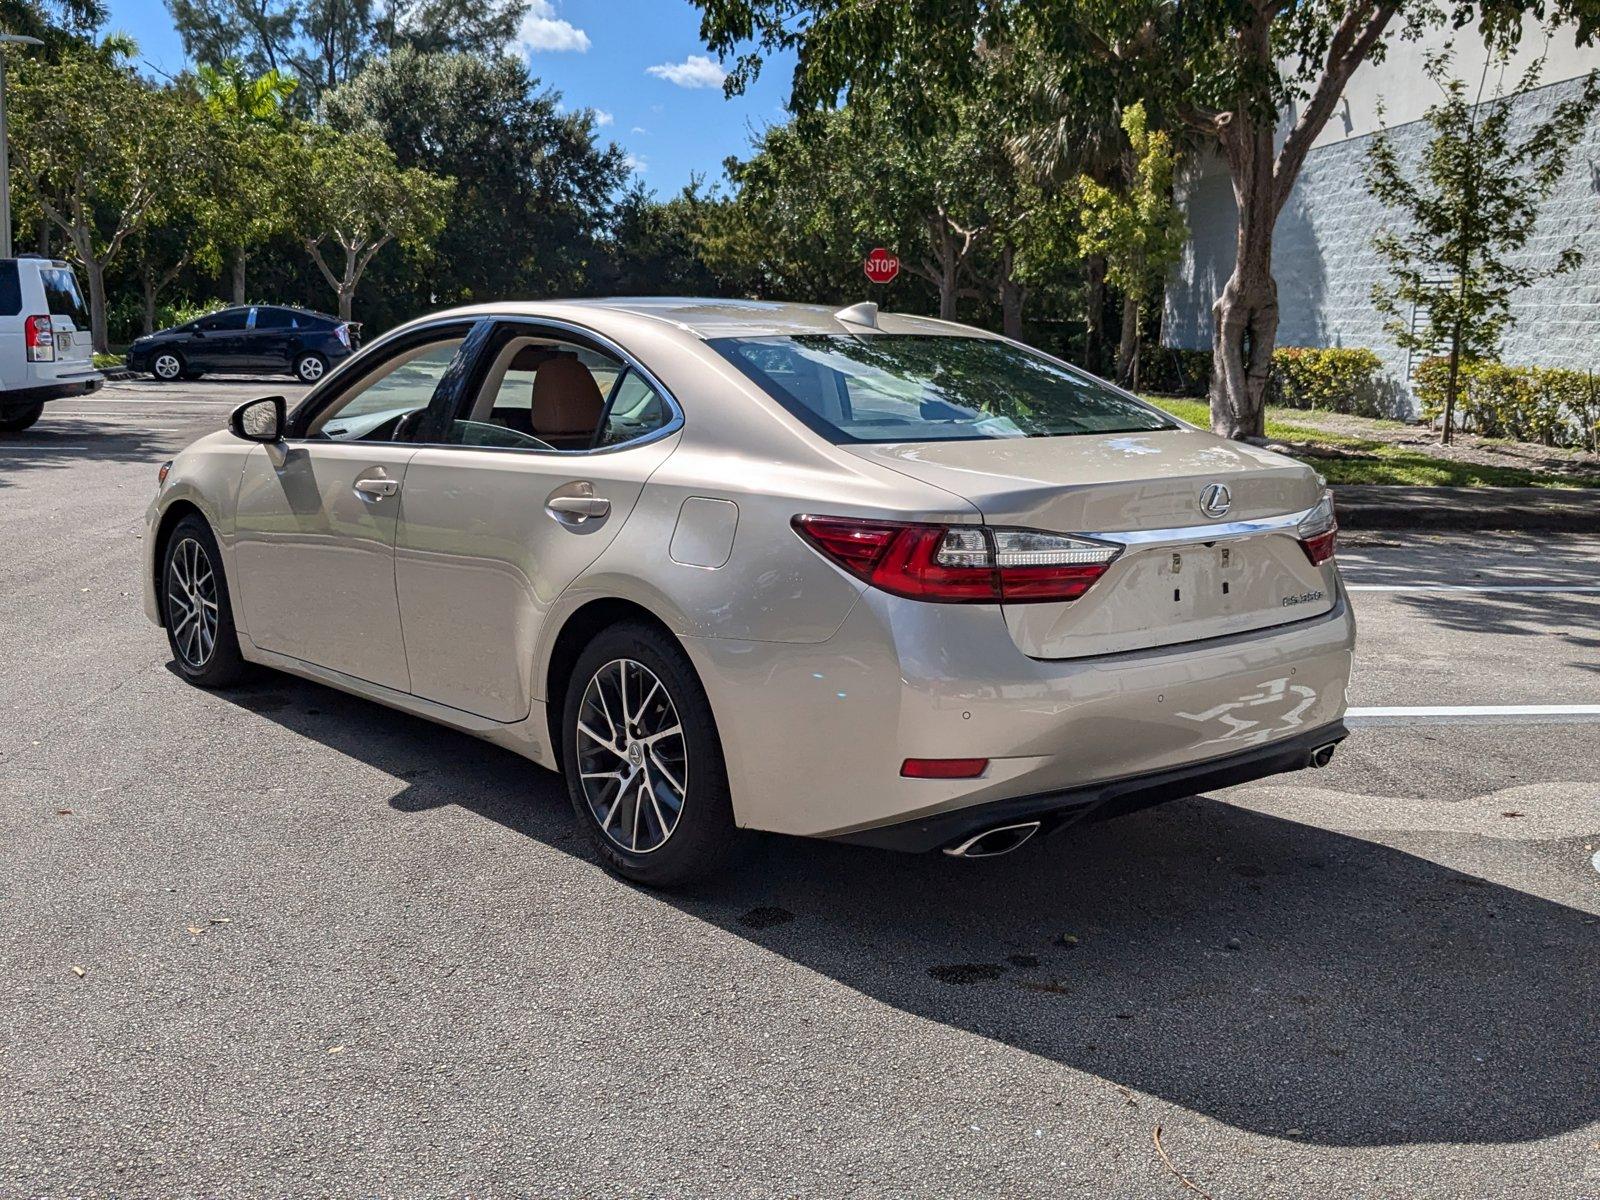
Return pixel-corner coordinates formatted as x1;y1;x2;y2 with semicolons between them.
683;587;1356;841
1;373;103;407
834;720;1348;853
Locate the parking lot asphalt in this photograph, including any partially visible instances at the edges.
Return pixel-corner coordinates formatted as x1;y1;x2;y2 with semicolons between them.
3;379;1598;1199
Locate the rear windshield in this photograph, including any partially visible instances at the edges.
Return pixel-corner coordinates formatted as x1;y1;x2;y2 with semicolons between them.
711;334;1175;443
40;267;89;326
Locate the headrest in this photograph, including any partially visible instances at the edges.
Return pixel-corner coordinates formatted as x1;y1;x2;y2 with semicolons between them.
531;354;604;438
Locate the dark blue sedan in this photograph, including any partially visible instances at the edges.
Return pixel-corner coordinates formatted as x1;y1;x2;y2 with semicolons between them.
126;305;357;384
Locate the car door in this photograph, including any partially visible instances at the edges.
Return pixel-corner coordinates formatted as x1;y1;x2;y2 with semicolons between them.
392;319;682;722
248;306;296;373
189;308;249;371
230;324;475;691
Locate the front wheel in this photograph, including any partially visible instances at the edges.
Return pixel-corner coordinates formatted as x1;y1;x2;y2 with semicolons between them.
561;623;740;887
161;514;249;687
0;402;43;433
295;352;327;383
150;351;184;381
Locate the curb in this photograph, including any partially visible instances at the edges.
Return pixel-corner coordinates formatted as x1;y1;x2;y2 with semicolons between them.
1332;484;1600;534
97;367;136;382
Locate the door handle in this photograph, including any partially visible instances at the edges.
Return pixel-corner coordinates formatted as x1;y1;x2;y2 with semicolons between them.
546;494;611;520
353;477;399;498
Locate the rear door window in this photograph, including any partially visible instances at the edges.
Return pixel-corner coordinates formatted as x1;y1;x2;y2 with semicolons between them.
199;310;248;332
254;307;293;329
40;268;89;326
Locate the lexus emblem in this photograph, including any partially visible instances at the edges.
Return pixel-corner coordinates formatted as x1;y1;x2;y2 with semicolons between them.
1199;483;1232;519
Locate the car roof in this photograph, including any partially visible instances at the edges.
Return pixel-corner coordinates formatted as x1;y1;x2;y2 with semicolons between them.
419;297;999;341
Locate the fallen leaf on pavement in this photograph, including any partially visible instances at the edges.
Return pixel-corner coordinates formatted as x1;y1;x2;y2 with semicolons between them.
70;966;85;978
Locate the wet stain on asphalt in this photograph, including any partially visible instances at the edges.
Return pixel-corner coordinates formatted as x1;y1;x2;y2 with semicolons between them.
737;906;794;930
927;963;1006;985
1005;953;1040;970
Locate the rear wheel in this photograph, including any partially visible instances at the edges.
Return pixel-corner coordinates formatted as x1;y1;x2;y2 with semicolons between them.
151;351;183;381
0;403;43;433
161;514;248;687
561;622;740;887
295;352;327;383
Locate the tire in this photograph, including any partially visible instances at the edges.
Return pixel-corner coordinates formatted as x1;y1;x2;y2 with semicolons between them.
0;402;43;433
160;514;249;688
561;622;741;887
150;351;184;381
295;352;327;384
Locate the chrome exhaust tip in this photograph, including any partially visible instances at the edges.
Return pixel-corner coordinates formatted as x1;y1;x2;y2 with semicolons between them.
943;821;1042;859
1308;742;1339;769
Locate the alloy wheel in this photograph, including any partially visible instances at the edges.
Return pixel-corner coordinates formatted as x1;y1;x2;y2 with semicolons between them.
153;354;181;380
575;658;688;854
166;536;219;669
297;355;325;381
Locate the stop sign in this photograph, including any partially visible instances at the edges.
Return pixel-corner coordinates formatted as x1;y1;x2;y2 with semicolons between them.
863;247;900;285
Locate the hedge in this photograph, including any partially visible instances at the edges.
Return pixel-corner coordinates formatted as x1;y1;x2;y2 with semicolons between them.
1140;344;1397;417
1413;358;1600;451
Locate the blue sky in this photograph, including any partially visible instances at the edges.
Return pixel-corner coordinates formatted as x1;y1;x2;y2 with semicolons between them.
99;0;799;194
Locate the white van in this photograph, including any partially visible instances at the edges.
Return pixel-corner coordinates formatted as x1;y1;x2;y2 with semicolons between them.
0;257;103;433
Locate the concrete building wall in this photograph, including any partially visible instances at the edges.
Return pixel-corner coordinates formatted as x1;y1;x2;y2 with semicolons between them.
1163;24;1600;413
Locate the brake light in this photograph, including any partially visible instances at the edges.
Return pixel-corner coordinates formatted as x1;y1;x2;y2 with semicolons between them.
335;323;351;348
902;757;989;779
1297;492;1338;565
793;515;1121;604
25;315;54;362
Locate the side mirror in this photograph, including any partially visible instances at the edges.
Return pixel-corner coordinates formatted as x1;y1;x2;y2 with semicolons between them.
230;395;286;443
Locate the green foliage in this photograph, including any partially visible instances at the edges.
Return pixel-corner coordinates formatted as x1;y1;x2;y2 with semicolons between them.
322;48;627;311
1413;357;1600;450
1365;53;1598;375
1075;103;1184;307
164;0;527;100
1268;348;1395;419
106;293;228;344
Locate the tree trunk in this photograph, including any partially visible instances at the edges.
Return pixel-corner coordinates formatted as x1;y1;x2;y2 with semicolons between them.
1116;293;1139;386
141;272;158;336
1209;126;1280;440
338;285;354;322
81;253;110;354
995;242;1025;339
1084;255;1107;373
1442;327;1463;446
232;248;247;305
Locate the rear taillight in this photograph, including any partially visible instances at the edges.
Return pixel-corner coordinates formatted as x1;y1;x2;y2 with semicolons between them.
793;515;1122;604
1297;492;1338;565
25;315;54;362
335;323;351;349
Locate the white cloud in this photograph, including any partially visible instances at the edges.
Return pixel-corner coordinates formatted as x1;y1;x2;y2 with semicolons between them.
594;109;614;126
518;0;589;53
646;54;726;89
630;126;648;135
623;153;648;175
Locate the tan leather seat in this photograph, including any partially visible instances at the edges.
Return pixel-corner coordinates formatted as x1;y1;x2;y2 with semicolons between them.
531;355;604;448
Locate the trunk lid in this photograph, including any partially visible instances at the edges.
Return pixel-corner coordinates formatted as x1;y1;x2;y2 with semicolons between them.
38;264;94;368
843;428;1338;658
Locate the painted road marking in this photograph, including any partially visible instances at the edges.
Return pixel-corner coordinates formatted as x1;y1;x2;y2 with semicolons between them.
1347;584;1600;594
1347;704;1600;727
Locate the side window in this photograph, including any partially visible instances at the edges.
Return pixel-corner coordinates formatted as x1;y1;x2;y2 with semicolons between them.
451;335;624;451
304;338;463;442
597;370;671;447
0;263;20;317
199;310;247;332
254;307;292;330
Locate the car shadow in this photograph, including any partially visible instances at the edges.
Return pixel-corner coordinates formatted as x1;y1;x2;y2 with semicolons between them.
210;668;1600;1150
0;418;193;484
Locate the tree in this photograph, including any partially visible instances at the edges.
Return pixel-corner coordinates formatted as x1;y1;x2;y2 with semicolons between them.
1075;102;1186;390
194;59;298;302
9;44;198;351
288;127;452;320
688;0;1600;437
165;0;527;99
1364;53;1597;442
322;49;627;308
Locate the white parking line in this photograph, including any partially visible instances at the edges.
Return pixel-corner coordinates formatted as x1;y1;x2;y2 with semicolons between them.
0;445;91;451
1347;584;1600;594
1347;704;1600;726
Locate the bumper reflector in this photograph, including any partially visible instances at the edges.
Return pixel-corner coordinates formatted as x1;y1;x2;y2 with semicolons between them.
901;757;989;779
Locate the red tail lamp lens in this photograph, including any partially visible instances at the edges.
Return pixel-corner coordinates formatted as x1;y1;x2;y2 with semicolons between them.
901;757;989;779
793;516;1120;604
1297;493;1338;566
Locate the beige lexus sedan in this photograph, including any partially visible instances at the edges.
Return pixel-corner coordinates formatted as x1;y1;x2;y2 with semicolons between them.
143;298;1354;886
